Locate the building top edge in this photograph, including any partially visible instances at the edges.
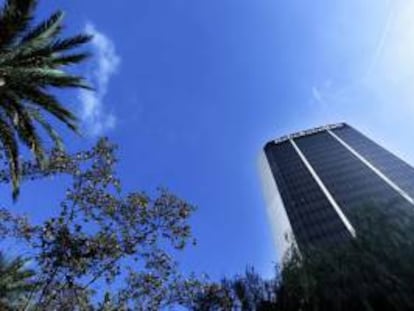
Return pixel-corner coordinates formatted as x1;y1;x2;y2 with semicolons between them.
269;122;347;145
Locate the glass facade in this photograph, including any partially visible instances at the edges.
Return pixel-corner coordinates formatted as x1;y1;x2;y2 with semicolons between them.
333;125;414;199
263;123;414;252
264;140;350;251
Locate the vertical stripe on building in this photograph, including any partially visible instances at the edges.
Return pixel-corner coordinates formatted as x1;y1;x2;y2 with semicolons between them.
327;130;414;205
289;138;357;237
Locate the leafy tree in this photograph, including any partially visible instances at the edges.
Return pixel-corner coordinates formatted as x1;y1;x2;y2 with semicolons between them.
0;252;36;310
190;204;414;311
0;138;201;310
278;204;414;311
0;0;92;199
188;267;277;311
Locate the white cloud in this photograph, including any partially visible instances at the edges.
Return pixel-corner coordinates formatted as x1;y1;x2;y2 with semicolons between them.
373;1;414;82
311;79;336;106
79;23;121;136
312;0;414;121
311;86;323;104
365;0;395;79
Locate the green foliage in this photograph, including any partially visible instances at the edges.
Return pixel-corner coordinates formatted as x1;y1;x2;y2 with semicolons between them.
0;0;92;199
0;139;200;310
190;204;414;311
0;252;37;310
278;204;414;311
188;267;277;311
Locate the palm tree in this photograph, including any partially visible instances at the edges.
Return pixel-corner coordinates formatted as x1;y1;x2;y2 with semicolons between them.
0;252;36;310
0;0;92;199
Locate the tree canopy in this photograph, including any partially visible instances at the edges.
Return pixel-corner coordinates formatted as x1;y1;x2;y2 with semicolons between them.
190;204;414;311
0;139;201;310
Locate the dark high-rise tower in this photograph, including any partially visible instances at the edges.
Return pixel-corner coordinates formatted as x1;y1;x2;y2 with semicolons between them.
260;123;414;262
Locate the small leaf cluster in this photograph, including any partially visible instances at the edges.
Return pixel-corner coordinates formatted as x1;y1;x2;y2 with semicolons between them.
0;138;198;310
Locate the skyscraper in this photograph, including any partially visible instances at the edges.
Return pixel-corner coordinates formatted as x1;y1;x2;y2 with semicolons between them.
260;123;414;262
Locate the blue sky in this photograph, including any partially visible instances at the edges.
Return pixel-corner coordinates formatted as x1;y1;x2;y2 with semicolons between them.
6;0;414;279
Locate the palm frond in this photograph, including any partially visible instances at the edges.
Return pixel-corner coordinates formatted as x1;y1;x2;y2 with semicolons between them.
0;0;37;46
2;91;45;163
49;34;93;53
4;67;92;89
5;33;93;67
51;52;91;67
0;252;37;308
0;0;92;200
16;87;78;132
21;10;64;44
0;117;19;200
27;107;64;151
